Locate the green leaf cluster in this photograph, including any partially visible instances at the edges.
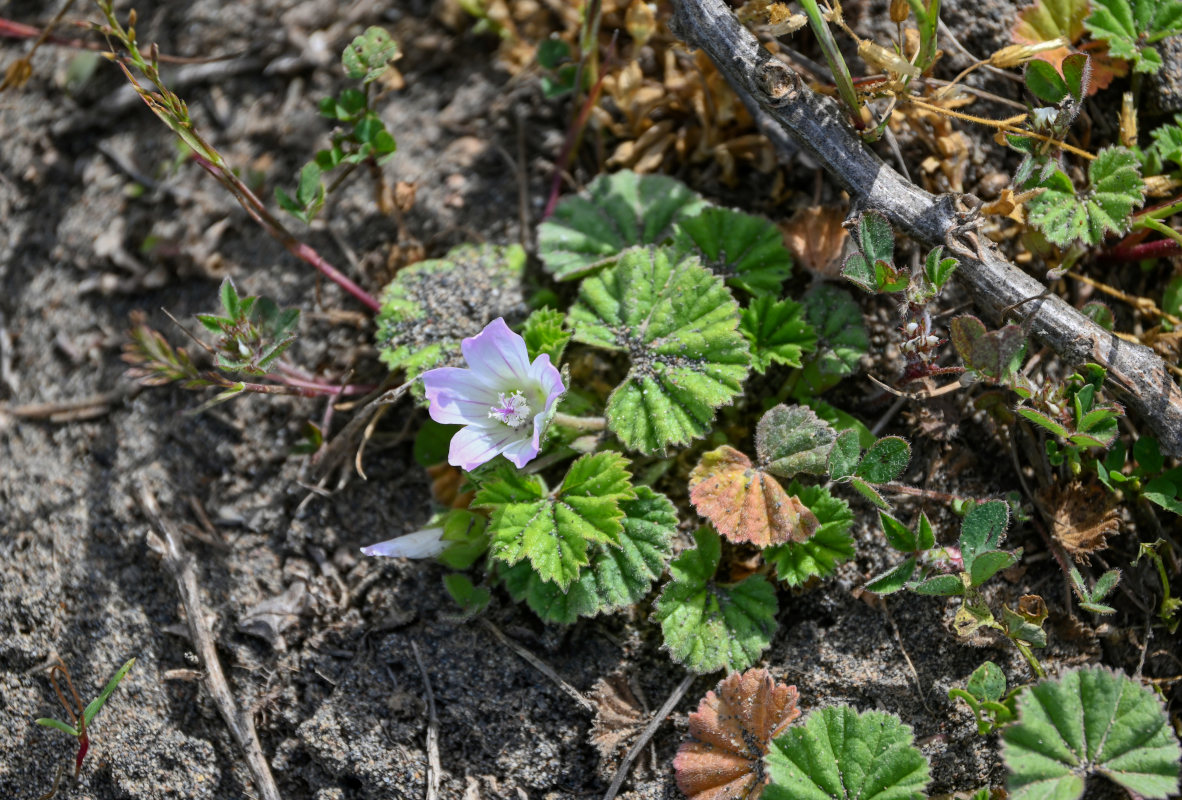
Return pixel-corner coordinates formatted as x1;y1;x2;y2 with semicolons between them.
763;482;856;587
796;285;870;396
36;658;136;740
477;451;636;590
196;277;300;375
764;705;931;800
654;527;778;673
1018;365;1123;449
1003;667;1182;800
1085;0;1182;73
499;485;677;623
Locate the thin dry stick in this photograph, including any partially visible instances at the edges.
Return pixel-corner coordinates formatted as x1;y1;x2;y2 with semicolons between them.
670;0;1182;456
479;619;595;714
881;599;932;712
602;672;696;800
410;641;441;800
138;486;283;800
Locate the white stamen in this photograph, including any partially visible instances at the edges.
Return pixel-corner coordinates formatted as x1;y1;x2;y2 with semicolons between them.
489;390;532;429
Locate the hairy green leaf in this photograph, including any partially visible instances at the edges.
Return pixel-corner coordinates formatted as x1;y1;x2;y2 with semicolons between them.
655;528;778;673
856;436;911;483
520;307;572;364
959;500;1011;575
538;170;707;280
672;206;794;297
1003;667;1182;800
569;247;750;454
740;295;818;373
1084;0;1182;73
479;452;635;590
1026;147;1145;246
756;404;837;479
765;706;931;800
342;26;399;83
798;285;869;395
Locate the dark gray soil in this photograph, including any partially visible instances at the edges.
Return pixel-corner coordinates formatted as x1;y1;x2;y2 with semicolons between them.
1;2;1176;799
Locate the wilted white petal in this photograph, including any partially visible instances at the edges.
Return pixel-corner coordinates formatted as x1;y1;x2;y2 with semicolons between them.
361;528;447;559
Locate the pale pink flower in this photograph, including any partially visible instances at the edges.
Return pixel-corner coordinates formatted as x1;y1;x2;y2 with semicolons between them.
422;317;564;471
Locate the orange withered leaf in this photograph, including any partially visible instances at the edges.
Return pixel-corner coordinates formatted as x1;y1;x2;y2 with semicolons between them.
688;446;819;548
779;206;848;278
673;669;801;800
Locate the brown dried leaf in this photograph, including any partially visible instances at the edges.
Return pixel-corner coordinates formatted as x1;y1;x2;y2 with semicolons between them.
779;206;848;278
1038;481;1120;562
688;446;819;548
673;669;801;800
588;673;645;778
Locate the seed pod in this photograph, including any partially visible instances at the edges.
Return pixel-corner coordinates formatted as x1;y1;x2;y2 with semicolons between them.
890;0;910;24
858;40;920;78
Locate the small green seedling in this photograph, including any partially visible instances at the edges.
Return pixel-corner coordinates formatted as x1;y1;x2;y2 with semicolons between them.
826;429;912;509
1070;566;1121;615
949;661;1018;735
1135;539;1181;632
35;658;135;791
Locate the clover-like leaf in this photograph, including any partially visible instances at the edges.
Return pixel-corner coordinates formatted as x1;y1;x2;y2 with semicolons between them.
655;528;779;673
569;247;750;454
500;486;677;623
797;285;869;395
689;446;820;548
842;211;906;294
672;206;794;297
520;307;572;364
950;315;1026;383
1085;0;1182;73
674;669;802;800
1026;147;1145;246
740;296;818;373
1012;0;1125;91
376;243;528;380
765;706;931;800
478;452;635;590
1002;667;1182;800
959;500;1011;575
827;429;862;481
756;404;837;479
856;436;911;484
538;170;708;280
763;482;855;587
342;26;399;83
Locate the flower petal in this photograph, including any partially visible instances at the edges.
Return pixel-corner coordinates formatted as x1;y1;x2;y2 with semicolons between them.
500;434;542;468
361;528;447;559
528;353;566;402
460;317;531;388
449;423;530;471
422;367;501;425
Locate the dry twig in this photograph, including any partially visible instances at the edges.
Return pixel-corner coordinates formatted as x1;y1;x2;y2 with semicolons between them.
602;672;696;800
411;641;442;800
479;619;595;713
670;0;1182;455
138;485;283;800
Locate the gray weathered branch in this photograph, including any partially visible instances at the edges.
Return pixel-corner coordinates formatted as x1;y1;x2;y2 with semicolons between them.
671;0;1182;456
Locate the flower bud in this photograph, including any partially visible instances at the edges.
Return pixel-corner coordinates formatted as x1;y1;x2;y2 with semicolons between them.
989;38;1069;68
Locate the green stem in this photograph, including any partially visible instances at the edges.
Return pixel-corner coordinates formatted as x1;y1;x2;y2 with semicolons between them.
1010;636;1047;678
1140;217;1182;248
552;412;607;431
797;0;862;122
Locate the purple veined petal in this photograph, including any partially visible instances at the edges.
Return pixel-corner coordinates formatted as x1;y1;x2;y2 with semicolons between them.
499;432;543;468
361;527;447;559
460;317;532;388
448;423;530;471
527;353;565;400
422;367;502;425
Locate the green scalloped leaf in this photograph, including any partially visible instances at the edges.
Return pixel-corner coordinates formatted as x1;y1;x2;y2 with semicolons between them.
375;243;528;380
655;527;778;673
763;482;855;587
520;307;572;364
671;206;794;297
500;486;677;623
569;247;750;455
1026;147;1145;247
1002;667;1182;800
797;285;869;395
1084;0;1182;73
538;170;708;280
740;296;818;373
765;706;931;800
478;451;636;590
757;404;837;479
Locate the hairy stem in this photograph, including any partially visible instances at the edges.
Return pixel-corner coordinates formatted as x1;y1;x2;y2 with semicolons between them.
552;412;607;431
